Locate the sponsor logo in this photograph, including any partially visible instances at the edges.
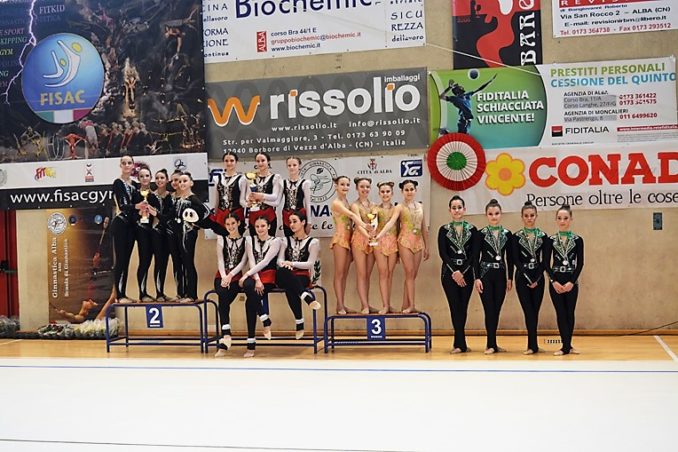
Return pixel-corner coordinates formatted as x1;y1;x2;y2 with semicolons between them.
256;31;267;52
300;160;337;203
565;126;610;134
94;214;103;225
47;212;67;235
22;33;104;124
85;163;94;183
35;167;57;180
207;75;422;126
174;158;187;171
357;158;393;176
551;125;563;137
400;159;423;177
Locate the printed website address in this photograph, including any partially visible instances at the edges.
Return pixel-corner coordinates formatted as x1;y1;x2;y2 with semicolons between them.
3;187;113;209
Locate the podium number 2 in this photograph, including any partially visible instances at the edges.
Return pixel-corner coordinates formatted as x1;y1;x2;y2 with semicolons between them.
146;306;164;329
367;316;385;340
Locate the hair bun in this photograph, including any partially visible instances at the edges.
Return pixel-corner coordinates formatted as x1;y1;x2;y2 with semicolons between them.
490;198;498;203
562;203;570;209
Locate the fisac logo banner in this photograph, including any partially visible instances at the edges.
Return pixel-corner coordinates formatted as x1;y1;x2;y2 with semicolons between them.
205;68;429;159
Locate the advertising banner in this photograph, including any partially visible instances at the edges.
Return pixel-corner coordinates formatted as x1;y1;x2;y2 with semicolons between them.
444;141;678;214
429;57;677;150
0;0;206;165
452;0;542;68
206;68;428;160
0;153;208;209
46;206;113;323
202;0;425;63
207;153;430;238
552;0;678;38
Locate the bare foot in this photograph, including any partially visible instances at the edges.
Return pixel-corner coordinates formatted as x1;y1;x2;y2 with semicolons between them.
450;348;463;354
360;308;370;315
484;347;496;355
553;350;565;356
263;326;272;340
295;330;304;340
523;349;535;355
570;347;580;355
244;350;255;358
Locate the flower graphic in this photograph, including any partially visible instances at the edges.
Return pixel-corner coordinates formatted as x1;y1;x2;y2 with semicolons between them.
485;152;525;196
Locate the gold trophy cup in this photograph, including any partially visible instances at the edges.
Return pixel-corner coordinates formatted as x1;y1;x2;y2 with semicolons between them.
367;209;379;246
140;189;150;223
245;172;261;212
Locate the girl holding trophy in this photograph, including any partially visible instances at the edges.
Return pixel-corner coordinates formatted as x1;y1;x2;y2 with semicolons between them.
351;177;377;314
371;181;399;314
377;180;430;313
246;152;282;237
133;166;155;302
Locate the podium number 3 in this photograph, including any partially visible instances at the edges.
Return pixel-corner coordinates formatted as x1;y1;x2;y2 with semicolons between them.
370;318;382;335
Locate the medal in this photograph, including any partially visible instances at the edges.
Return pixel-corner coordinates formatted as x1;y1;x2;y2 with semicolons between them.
530;258;535;263
413;228;418;234
563;260;569;265
495;255;501;261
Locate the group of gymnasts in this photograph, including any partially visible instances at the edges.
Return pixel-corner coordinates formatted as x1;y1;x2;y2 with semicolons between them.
438;197;584;356
112;151;582;358
112;151;321;357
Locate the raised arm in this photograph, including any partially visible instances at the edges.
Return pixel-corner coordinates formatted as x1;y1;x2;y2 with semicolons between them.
351;203;370;239
375;205;402;240
332;199;367;230
260;174;283;206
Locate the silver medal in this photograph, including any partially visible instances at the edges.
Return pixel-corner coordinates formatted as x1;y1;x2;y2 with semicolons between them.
563;260;569;265
530;258;535;263
495;255;501;261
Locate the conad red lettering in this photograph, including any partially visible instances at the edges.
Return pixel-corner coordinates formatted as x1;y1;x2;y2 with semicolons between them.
658;152;678;184
621;153;656;184
530;157;557;188
588;154;620;186
558;156;588;186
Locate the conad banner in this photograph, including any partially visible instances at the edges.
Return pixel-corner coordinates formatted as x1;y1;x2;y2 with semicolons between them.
46;206;113;323
206;153;430;238
206;68;428;160
452;0;542;68
0;0;206;165
0;153;208;209
428;57;677;149
552;0;678;38
449;141;678;214
202;0;425;63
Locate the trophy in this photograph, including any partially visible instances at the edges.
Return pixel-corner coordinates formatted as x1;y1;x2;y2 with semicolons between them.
140;189;150;223
367;209;379;246
245;172;260;212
